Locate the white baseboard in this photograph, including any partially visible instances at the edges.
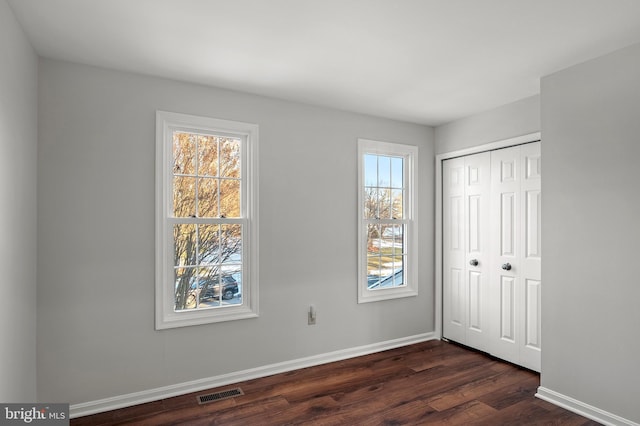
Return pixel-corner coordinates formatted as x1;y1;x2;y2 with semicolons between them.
71;332;436;418
536;387;639;426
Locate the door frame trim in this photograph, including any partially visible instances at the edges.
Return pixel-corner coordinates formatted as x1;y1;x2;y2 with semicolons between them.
434;132;541;339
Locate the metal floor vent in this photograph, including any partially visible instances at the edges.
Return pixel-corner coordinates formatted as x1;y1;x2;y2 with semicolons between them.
197;387;244;405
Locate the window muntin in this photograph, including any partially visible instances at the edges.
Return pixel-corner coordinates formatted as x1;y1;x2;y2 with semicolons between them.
172;133;241;219
364;153;406;290
172;133;243;311
366;223;405;290
358;139;417;303
156;112;258;329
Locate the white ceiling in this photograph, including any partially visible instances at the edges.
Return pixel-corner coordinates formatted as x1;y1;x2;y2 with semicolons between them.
8;0;640;126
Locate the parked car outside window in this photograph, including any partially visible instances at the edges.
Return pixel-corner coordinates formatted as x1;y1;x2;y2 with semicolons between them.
186;275;239;308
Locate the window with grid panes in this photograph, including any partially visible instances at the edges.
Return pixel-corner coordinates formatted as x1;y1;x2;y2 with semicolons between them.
156;111;258;329
358;139;418;303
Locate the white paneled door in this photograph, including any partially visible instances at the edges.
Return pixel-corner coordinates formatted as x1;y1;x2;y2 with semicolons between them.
442;142;541;372
443;152;491;353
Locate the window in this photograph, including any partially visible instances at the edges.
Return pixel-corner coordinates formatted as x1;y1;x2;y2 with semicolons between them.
358;139;418;303
156;111;258;329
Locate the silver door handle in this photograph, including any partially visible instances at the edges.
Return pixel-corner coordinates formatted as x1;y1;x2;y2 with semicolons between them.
469;259;479;266
502;263;512;271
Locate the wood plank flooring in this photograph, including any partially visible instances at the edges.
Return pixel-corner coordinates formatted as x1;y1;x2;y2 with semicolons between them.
71;340;600;425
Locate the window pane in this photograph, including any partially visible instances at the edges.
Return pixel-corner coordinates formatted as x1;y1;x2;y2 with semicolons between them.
225;270;242;306
221;224;242;262
220;138;241;178
173;176;196;217
391;156;403;189
220;179;240;218
198;224;220;265
174;267;196;311
173;132;195;175
378;188;391;219
364;154;378;186
198;135;218;176
367;256;382;288
198;225;242;265
198;267;221;307
367;223;383;288
364;187;378;219
197;177;219;218
220;265;241;306
378;155;391;187
392;189;403;219
367;224;380;255
174;224;196;266
391;253;404;272
392;225;405;255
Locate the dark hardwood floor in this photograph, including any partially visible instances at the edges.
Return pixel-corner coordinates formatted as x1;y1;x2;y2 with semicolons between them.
71;340;599;425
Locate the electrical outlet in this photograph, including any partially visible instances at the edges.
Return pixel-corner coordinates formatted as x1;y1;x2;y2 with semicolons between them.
308;305;316;325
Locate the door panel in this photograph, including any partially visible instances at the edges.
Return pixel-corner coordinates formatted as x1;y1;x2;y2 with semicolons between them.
500;193;516;256
499;275;516;342
468;271;482;331
468;195;481;253
501;159;516;182
450;196;462;250
450;268;463;326
525;190;541;258
525;279;541;349
525;150;541;180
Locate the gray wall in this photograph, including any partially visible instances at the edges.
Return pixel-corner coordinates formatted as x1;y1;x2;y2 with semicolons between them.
37;59;434;404
541;43;640;422
0;0;38;403
435;95;540;154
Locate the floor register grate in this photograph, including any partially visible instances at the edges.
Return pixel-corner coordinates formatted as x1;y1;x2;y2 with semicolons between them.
197;387;244;405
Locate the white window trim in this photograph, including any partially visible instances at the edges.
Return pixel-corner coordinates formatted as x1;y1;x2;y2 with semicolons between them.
357;138;418;303
155;111;259;329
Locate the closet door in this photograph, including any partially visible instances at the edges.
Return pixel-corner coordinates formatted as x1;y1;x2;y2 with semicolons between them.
463;152;491;352
519;142;542;370
489;146;522;365
442;141;541;372
489;142;541;372
442;152;491;351
442;157;466;344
